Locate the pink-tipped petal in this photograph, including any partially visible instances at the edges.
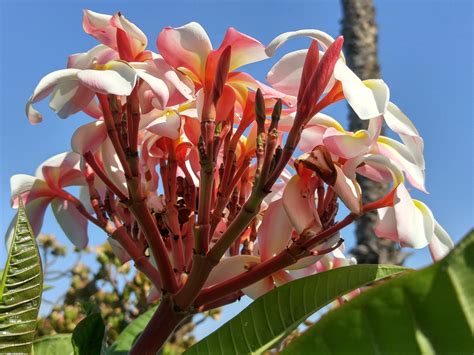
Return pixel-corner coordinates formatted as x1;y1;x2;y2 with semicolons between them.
111;12;148;58
146;111;181;139
149;56;195;101
35;152;84;189
204;255;274;300
35;152;81;177
83;10;116;49
287;232;341;270
133;67;170;109
266;49;307;96
51;198;88;249
82;97;103;119
376;138;426;192
67;44;118;70
299;125;327;152
204;255;260;287
72;120;107;154
323;127;372;159
219;27;268;71
258;199;293;261
343;154;405;187
183;116;201;146
10;174;51;207
243;276;275;299
157;22;212;81
7;197;52;249
282;175;322;235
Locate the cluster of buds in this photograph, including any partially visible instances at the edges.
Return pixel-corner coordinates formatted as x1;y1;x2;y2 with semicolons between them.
11;9;453;350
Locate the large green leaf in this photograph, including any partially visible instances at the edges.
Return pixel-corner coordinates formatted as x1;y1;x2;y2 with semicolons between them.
283;230;474;354
72;312;106;355
32;334;74;354
0;198;43;353
185;264;407;354
106;305;158;355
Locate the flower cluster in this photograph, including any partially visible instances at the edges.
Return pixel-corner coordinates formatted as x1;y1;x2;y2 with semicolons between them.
12;10;452;312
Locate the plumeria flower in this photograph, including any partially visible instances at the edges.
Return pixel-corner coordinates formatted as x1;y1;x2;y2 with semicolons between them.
26;57;137;124
338;152;453;260
374;183;454;261
17;18;457;340
157;22;287;118
266;40;389;121
83;9;150;62
9;152;89;248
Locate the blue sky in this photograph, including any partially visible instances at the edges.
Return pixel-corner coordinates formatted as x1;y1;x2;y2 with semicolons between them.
0;0;472;339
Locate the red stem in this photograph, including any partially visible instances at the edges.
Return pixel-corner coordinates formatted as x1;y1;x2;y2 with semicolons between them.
111;226;162;289
130;296;186;355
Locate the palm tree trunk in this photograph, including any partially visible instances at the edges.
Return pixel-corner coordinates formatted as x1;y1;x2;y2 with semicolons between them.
340;0;407;265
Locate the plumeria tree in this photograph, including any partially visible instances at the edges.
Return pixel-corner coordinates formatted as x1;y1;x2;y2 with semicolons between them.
8;9;458;353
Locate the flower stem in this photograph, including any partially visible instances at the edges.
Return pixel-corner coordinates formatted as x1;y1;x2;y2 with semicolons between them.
130;295;186;355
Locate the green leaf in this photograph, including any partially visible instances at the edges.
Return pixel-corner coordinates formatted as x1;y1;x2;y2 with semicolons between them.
72;312;106;355
0;198;43;353
32;334;74;355
106;305;158;355
283;230;474;354
186;264;407;354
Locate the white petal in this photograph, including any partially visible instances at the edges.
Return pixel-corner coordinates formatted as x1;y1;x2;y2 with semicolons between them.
71;120;107;154
146;110;181;139
68;44;118;70
333;60;389;120
376;138;426;192
6;197;52;250
266;29;337;57
282;175;322;235
134;69;169;109
49;81;95;118
108;237;131;264
51;198;88;249
10;174;45;203
78;186;94;214
26;69;80;124
258;199;293;261
384;102;425;169
35;152;81;179
429;220;454;261
111;12;148;52
204;255;260;288
266;49;307;96
157;22;212;79
287;232;341;270
77;61;137;96
100;138;128;196
332;165;362;214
